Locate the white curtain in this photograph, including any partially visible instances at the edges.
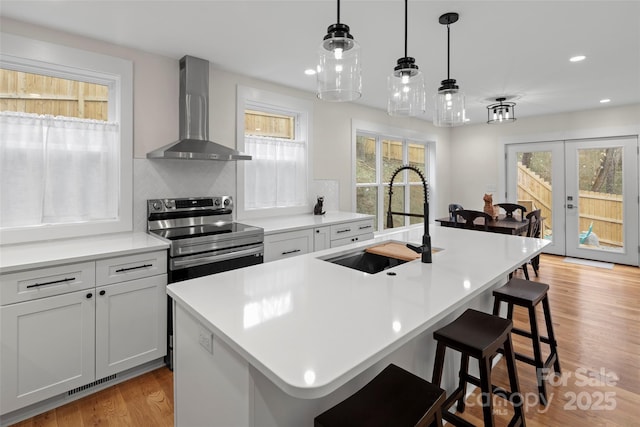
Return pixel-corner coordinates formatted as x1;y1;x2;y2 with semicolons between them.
0;112;119;228
244;135;307;209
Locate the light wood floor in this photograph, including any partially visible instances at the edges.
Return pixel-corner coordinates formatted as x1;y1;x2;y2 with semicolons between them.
10;254;639;426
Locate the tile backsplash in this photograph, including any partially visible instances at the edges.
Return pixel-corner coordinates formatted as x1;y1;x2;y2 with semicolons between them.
133;158;236;231
134;159;341;232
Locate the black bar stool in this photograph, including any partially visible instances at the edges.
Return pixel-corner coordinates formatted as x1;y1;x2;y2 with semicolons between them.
492;278;561;406
432;309;525;427
314;363;446;427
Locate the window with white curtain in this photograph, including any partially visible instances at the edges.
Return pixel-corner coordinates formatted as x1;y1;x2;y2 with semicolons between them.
0;33;132;244
236;86;312;219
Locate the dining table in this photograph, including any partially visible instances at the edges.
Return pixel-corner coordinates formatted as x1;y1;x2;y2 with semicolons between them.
435;214;530;235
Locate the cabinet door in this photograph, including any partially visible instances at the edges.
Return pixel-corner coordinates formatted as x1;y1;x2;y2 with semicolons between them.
1;290;96;415
313;226;331;251
264;229;314;262
95;275;167;378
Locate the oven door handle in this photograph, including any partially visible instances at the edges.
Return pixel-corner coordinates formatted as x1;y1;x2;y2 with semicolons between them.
171;244;264;270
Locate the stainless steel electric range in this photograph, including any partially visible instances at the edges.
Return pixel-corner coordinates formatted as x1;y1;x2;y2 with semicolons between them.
147;196;264;283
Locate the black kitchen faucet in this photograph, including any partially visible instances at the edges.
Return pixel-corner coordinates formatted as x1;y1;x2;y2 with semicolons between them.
386;165;433;263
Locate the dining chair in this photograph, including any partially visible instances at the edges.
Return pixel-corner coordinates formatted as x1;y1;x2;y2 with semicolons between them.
448;204;464;222
496;203;527;220
455;210;493;231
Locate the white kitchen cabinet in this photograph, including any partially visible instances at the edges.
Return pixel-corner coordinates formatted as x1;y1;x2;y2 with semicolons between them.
0;249;167;417
95;251;166;286
0;289;96;414
313;226;331;251
264;229;314;262
0;261;95;305
263;218;375;262
330;219;375;248
95;274;167;378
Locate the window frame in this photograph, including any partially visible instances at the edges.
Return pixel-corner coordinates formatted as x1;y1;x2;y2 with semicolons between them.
236;85;313;220
0;33;133;244
351;120;436;232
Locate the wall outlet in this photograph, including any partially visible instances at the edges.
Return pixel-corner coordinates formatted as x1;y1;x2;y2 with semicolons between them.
198;324;214;354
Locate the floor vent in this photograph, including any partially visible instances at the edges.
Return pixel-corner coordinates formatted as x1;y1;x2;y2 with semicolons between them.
68;374;117;396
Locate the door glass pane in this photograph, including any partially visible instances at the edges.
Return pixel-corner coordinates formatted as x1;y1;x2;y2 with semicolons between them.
356;186;378;231
384;185;405;229
577;147;624;251
382;139;404;183
517;151;553;241
356;135;377;184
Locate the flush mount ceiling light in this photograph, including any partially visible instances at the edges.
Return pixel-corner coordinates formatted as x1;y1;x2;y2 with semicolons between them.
433;12;465;127
387;0;425;116
487;97;517;124
316;0;362;102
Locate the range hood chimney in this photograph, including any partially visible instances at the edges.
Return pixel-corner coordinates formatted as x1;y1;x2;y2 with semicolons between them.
147;55;251;160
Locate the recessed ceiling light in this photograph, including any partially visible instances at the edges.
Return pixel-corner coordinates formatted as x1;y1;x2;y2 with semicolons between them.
570;55;586;62
304;68;316;76
600;98;611;103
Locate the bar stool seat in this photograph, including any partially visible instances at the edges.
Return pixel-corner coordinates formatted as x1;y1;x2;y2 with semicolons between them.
492;278;561;406
314;363;446;427
432;309;525;427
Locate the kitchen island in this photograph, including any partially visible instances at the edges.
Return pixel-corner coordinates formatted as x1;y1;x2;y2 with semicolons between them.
167;224;548;427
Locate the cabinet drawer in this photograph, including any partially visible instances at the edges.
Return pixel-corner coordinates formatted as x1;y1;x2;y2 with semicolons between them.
96;250;167;285
264;229;313;263
1;262;96;305
331;232;375;248
330;219;374;240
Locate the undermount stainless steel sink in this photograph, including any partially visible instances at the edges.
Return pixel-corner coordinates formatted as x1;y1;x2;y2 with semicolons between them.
320;249;408;274
319;242;443;274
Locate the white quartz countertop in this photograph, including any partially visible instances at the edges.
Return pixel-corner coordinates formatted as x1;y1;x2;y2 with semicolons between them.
167;225;548;399
0;232;169;273
242;211;373;234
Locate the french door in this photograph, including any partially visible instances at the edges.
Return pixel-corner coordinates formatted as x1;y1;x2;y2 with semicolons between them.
506;136;639;266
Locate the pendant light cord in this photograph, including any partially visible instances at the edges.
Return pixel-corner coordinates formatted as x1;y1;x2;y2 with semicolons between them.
447;23;451;80
337;0;341;23
404;0;408;58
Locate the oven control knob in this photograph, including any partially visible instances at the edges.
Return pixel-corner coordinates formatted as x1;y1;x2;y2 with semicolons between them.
152;201;162;211
165;200;175;209
223;198;230;206
214;199;221;206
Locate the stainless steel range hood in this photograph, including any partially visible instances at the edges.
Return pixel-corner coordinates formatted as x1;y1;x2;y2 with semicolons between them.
147;55;251;161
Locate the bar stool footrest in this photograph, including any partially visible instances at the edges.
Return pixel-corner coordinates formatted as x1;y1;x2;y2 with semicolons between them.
443;411;477;427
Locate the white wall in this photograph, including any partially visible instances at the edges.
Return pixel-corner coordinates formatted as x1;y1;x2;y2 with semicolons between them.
449;104;640;212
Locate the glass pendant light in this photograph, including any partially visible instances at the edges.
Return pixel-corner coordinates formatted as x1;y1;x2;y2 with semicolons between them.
433;12;466;127
387;0;425;116
316;0;362;102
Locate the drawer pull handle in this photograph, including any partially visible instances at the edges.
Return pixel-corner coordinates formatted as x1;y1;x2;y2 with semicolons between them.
27;277;76;288
281;249;301;255
115;264;152;273
359;225;372;230
336;228;351;234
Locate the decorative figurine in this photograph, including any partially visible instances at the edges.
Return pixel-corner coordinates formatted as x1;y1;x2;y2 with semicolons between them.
483;193;499;219
313;196;326;215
